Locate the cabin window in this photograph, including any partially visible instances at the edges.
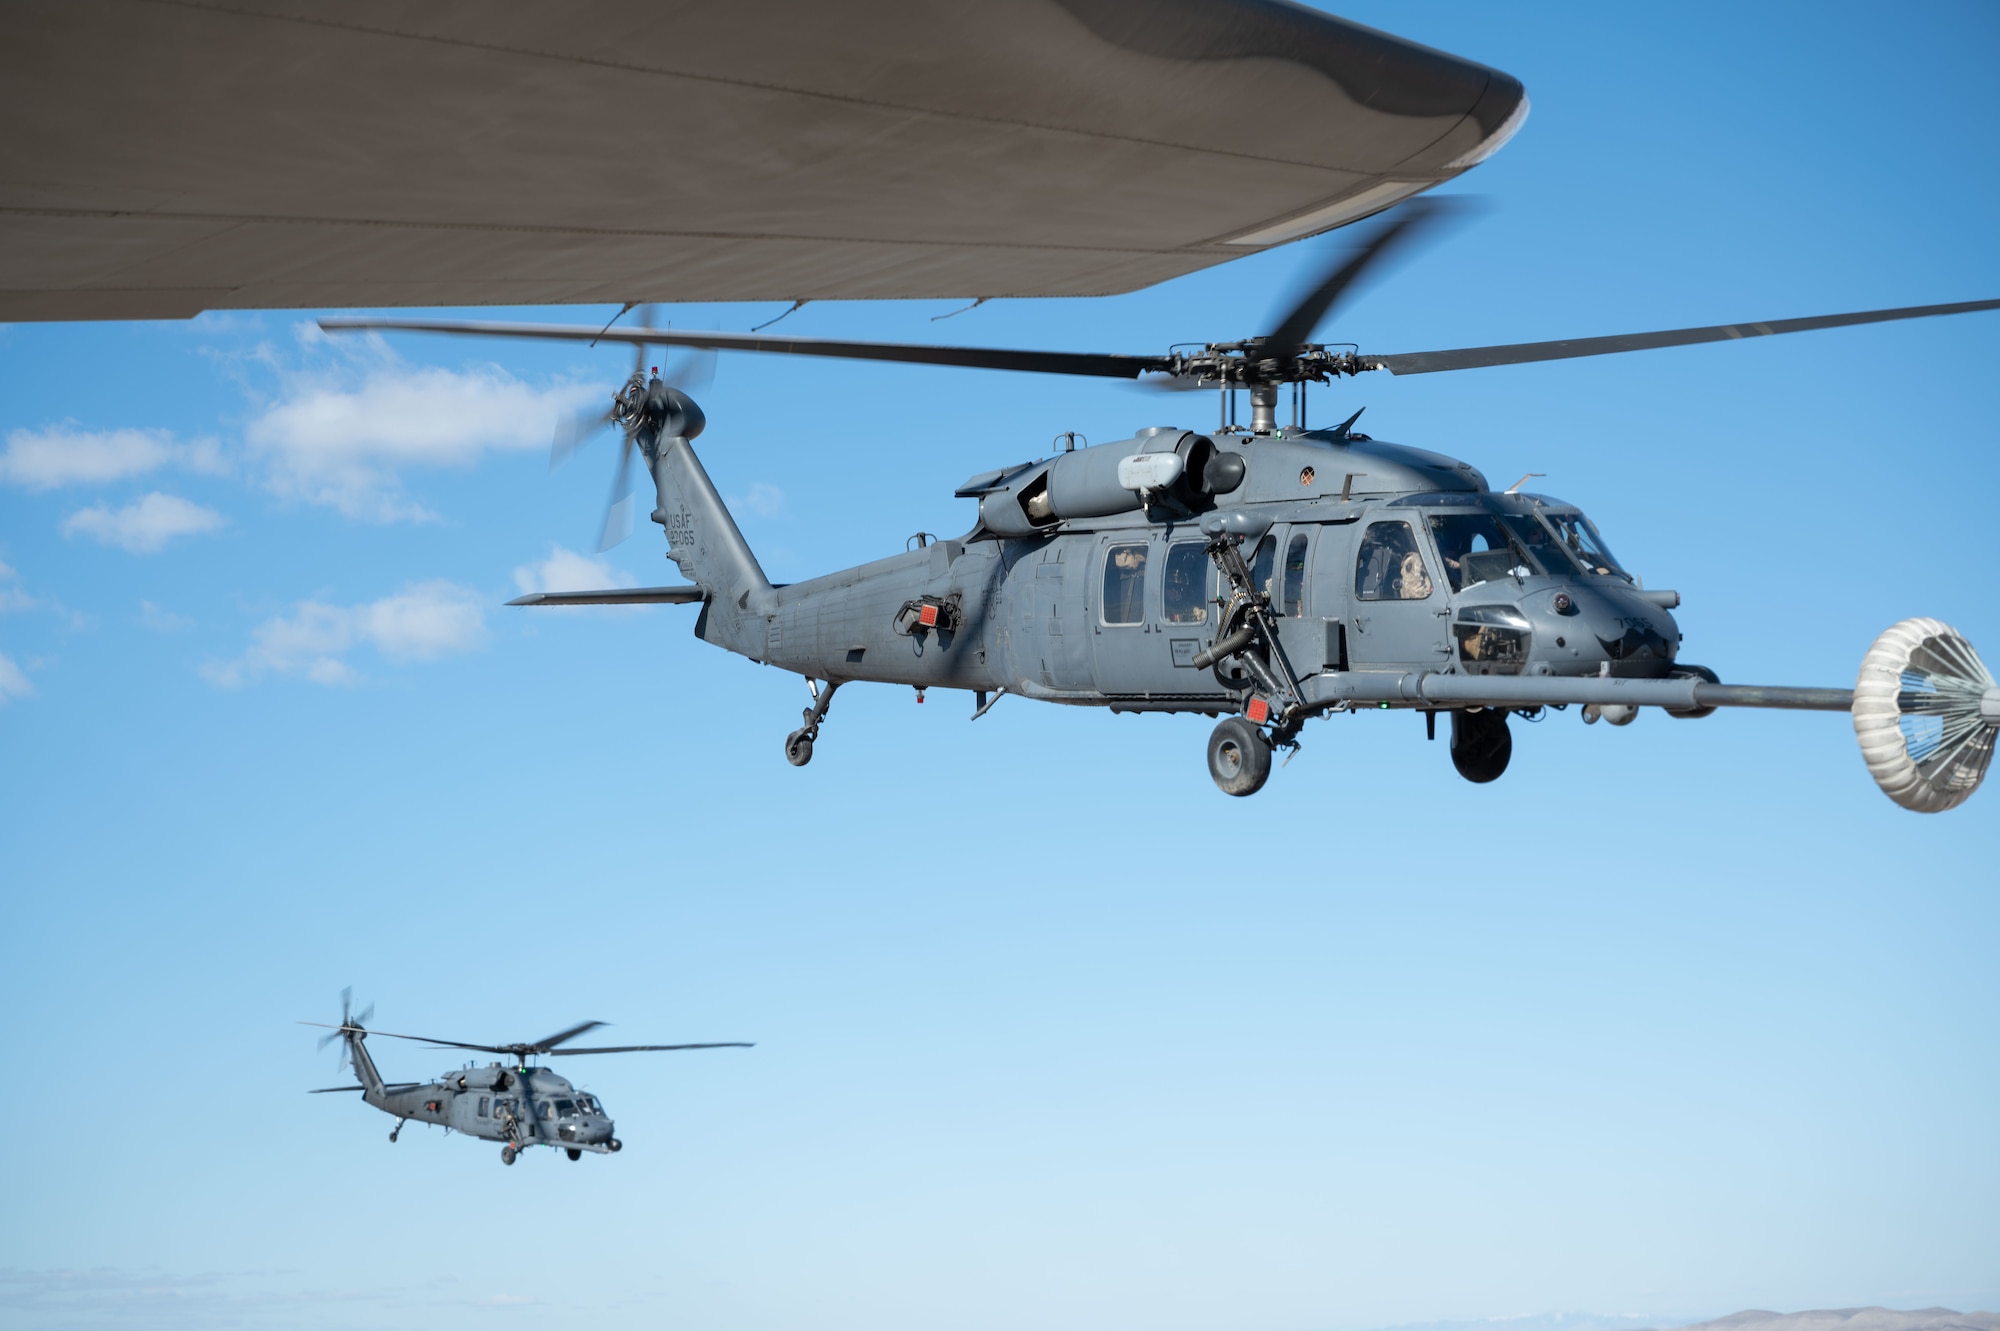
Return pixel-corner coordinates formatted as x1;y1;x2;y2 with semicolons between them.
478;1096;489;1118
1250;536;1275;603
1162;544;1210;624
1281;534;1309;616
1101;543;1148;625
1355;521;1433;601
538;1101;554;1121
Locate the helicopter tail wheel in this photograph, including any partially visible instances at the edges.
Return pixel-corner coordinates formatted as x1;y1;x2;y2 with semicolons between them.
1450;708;1512;783
1207;717;1273;796
501;1145;518;1166
784;729;814;766
1853;617;1998;813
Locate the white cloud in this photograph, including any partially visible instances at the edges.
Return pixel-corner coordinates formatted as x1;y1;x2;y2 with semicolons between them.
731;482;786;518
510;544;638;612
0;559;32;613
202;579;488;687
0;560;87;629
139;600;195;633
0;424;222;490
246;361;602;521
0;650;31;702
62;492;227;554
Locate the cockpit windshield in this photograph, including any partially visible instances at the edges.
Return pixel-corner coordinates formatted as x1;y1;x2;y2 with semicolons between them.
1539;510;1630;579
1427;513;1580;591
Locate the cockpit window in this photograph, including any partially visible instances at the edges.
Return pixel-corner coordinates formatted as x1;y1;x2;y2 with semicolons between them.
1355;521;1433;601
1162;543;1209;624
579;1095;601;1115
554;1099;576;1117
1540;511;1630;579
1102;543;1148;625
537;1101;554;1121
1427;513;1579;590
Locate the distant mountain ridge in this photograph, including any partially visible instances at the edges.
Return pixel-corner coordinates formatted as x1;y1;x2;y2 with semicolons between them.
1367;1308;1997;1331
1667;1311;1999;1331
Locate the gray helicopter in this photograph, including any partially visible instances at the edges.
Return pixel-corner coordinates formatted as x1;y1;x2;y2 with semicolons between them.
324;202;2000;811
305;990;751;1166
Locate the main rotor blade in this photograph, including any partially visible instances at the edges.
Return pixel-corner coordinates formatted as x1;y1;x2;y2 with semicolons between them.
309;1082;420;1093
528;1020;608;1052
1265;196;1469;355
320;317;1171;381
547;1042;755;1055
301;1020;512;1054
1368;297;2000;375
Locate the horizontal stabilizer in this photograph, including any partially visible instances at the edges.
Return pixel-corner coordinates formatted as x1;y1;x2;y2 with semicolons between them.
507;585;706;607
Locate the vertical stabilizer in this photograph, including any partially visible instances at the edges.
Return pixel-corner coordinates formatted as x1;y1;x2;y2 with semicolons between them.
347;1030;387;1100
647;433;774;654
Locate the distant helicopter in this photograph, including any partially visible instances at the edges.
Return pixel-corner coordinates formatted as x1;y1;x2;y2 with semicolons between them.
305;990;751;1166
323;201;2000;811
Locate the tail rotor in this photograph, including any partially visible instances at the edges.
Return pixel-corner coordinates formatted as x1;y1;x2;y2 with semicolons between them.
318;986;374;1067
547;304;716;551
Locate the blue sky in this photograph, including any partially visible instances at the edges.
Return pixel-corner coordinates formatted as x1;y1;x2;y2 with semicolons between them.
2;4;1996;1329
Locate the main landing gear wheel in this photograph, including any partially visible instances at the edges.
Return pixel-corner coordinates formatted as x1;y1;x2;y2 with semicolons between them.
784;679;840;767
1450;708;1512;783
567;1148;583;1162
1208;716;1273;796
500;1145;517;1166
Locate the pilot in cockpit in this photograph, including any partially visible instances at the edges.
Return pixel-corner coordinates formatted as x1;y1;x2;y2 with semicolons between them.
1396;551;1431;599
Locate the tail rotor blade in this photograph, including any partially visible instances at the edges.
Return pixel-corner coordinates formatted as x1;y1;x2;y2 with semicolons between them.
663;346;717;394
339;986;352;1025
354;1002;374;1027
552;405;614;471
598;435;637;552
632;303;658;379
318;1028;343;1051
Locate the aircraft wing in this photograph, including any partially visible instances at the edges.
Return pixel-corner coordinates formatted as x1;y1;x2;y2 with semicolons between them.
0;0;1525;321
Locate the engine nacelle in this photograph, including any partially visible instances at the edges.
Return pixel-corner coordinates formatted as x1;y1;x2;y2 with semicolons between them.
971;429;1235;536
453;1066;513;1092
